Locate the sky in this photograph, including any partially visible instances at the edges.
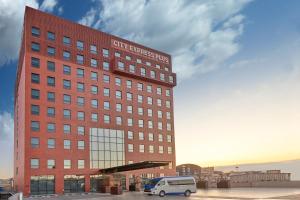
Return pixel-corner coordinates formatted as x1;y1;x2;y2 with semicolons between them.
0;0;300;179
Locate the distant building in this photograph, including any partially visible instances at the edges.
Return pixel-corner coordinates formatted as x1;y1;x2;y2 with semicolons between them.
176;164;201;180
229;170;291;183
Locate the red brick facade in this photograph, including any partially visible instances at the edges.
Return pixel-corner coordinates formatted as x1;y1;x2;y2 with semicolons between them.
14;7;176;196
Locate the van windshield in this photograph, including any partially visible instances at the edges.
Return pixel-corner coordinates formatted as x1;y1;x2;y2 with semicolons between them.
149;178;161;186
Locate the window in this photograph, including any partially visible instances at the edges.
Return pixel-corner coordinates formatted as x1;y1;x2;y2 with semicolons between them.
148;133;154;141
148;120;153;129
127;105;133;114
64;160;71;169
137;83;143;91
47;46;55;56
63;36;71;45
91;72;98;81
165;67;169;72
128;131;133;140
31;57;40;68
77;97;84;106
156;64;161;69
47;76;55;86
77;111;85;121
91;113;98;122
47;107;55;117
129;65;135;73
138;95;143;103
138;120;143;128
104;88;110;97
116;103;122;112
147;85;152;93
166;89;170;97
137;58;142;63
77;82;84;92
63;109;71;119
157;87;162;95
126;55;131;60
115;52;120;57
167;135;172;143
31;105;40;115
77;68;84;78
31;73;40;84
169;75;174;83
90;45;97;54
78;126;85;135
168;147;172;154
118;61;124;70
115;77;121;86
150;70;156;78
63;94;71;104
64;140;71;149
166;101;171;108
104;101;110;110
139;132;144;140
31;121;40;131
115;90;121;99
47;31;55;40
103;75;110;83
47;61;55;71
48;160;55;169
127;118;133;126
78;160;85;169
47;123;55;132
77;54;84;65
139;145;145;153
77;41;84;50
126;93;132;101
63;51;70;60
31;42;40;52
158;134;163;142
47;92;55;102
116;116;122;125
91;99;98;108
146;61;151;66
160;73;165;81
158;110;162;118
63;80;71;89
147;97;152;105
35;89;46;104
63;65;71;75
31;159;39;169
126;80;132;88
149;145;154;153
167;123;172;131
64;124;71;134
103;62;109;70
157;99;162;107
48;139;55;149
78;141;85;150
103;48;109;57
31;137;39;148
167;112;171;120
128;144;134;152
104;115;110;124
140;68;146;76
31;27;40;37
91;59;97;67
159;146;164;154
138;107;143;115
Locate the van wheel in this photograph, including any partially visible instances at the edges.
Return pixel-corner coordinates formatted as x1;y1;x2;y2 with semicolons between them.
159;190;165;197
184;190;191;197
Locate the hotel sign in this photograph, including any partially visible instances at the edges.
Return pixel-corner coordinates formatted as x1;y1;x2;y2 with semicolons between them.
111;39;169;64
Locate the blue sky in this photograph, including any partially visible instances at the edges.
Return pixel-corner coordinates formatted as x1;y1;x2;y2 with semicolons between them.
1;0;300;179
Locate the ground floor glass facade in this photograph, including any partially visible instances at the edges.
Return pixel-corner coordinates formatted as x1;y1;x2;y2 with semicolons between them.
64;175;85;193
30;175;55;195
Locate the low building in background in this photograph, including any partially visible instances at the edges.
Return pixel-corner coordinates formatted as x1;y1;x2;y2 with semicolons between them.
229;170;291;183
176;164;201;180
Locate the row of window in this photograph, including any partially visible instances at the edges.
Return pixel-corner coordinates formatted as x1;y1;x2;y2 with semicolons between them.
31;26;170;72
30;159;84;169
127;144;173;154
31;138;85;150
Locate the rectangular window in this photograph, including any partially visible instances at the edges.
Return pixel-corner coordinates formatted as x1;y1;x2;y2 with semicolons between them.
104;115;110;124
126;55;131;60
47;92;55;102
127;118;133;126
91;113;98;122
116;103;122;112
157;99;162;107
77;41;84;50
48;139;55;149
63;51;70;60
47;32;55;40
147;85;152;93
166;89;170;96
148;133;154;141
77;97;84;106
31;57;40;68
138;120;143;128
128;144;134;152
139;145;145;153
78;160;85;169
138;107;143;115
31;105;40;115
116;116;122;125
157;87;162;95
48;160;55;169
137;58;142;63
31;89;40;99
77;111;85;121
64;124;71;134
91;99;98;108
140;68;146;76
160;73;165;81
128;131;133;140
64;140;71;149
115;52;120;57
147;97;152;105
31;27;40;37
47;123;55;133
91;72;98;81
63;65;71;75
139;132;144;140
31;73;40;84
146;61;151;66
127;105;133;114
129;65;135;73
137;83;143;91
47;61;55;71
78;126;85;135
31;159;39;169
103;48;109;57
47;107;55;117
118;61;124;70
31;42;40;52
127;93;132;101
103;75;110;83
159;146;164;154
90;45;97;54
91;58;97;67
31;137;39;148
63;94;71;104
77;82;84;92
63;109;71;119
115;77;121;86
169;75;174;83
149;145;154;153
64;160;71;169
47;46;55;56
148;109;153;117
168;147;172;154
77;68;84;78
78;141;85;150
47;76;55;87
158;134;163;142
104;101;110;110
104;88;110;97
138;95;143;103
115;91;121;99
77;54;84;65
148;120;153;129
63;36;71;45
126;80;132;88
167;135;172;143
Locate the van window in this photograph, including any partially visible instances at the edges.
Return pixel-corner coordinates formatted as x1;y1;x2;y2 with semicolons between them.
167;179;194;185
158;180;166;186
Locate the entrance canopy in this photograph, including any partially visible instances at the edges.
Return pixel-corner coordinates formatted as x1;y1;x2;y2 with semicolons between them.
98;161;170;174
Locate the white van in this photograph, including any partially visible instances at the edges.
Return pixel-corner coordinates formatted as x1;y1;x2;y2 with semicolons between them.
144;176;197;197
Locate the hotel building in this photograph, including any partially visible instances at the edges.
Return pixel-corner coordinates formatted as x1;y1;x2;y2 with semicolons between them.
14;7;176;196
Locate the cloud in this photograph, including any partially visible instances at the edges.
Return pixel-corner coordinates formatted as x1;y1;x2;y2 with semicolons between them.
0;0;38;66
40;0;58;12
0;112;14;140
79;0;252;80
